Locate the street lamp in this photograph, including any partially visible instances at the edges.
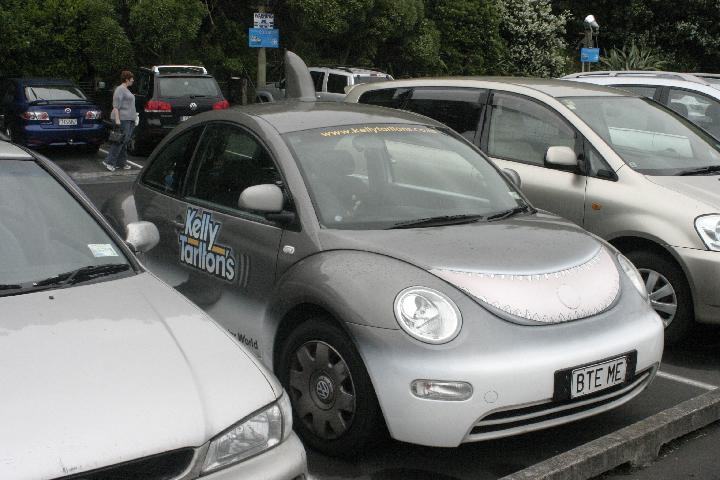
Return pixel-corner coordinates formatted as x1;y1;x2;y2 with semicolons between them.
581;14;600;72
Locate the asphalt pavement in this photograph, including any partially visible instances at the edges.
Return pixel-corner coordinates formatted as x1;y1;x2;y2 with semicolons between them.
39;144;720;480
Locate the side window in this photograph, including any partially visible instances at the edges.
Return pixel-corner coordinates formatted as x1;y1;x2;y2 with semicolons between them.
614;85;657;99
141;128;201;194
357;87;411;109
486;92;576;166
309;70;324;92
326;73;348;94
583;140;614;179
668;88;720;138
404;87;487;140
137;72;150;96
187;124;281;213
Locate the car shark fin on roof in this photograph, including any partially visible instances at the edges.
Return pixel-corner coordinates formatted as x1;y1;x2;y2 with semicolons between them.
284;50;316;102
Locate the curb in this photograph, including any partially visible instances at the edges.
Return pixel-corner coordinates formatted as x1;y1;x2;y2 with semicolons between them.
500;388;720;480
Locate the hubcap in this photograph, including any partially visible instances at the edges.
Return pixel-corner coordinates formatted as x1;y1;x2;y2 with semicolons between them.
638;268;677;327
288;341;356;440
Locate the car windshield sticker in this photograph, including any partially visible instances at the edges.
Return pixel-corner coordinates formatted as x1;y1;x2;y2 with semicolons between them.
320;126;439;137
87;244;118;257
179;207;236;282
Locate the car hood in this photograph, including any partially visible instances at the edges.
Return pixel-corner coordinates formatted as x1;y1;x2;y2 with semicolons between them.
318;212;620;324
0;272;277;480
645;175;720;211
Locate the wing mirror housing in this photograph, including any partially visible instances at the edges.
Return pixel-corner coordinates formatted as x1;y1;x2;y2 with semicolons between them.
545;146;578;169
503;168;522;188
238;184;284;213
125;221;160;253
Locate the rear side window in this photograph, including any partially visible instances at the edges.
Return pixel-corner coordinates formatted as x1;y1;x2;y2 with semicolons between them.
309;70;324;91
358;87;411;109
157;77;220;98
668;88;720;139
141;127;202;195
24;85;86;101
404;87;487;140
326;74;348;94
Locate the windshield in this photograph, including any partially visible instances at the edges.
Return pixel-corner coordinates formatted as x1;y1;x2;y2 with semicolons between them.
158;77;220;98
560;96;720;175
0;160;130;290
284;124;526;230
24;85;86;102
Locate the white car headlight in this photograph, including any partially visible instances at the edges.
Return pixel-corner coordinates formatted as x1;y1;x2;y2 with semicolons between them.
695;215;720;251
617;254;649;301
394;287;462;344
201;392;293;474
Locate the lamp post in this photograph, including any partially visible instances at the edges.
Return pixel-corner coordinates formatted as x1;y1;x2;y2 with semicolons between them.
581;15;600;72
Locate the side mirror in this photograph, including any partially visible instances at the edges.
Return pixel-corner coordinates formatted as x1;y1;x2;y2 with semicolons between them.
545;146;578;168
125;221;160;253
503;168;521;188
238;184;284;213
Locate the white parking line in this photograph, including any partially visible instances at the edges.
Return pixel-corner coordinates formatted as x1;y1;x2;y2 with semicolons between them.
657;370;718;390
98;148;143;169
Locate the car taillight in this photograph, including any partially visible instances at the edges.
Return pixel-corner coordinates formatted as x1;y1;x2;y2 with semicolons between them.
145;100;172;112
85;110;102;120
22;111;49;121
212;99;230;110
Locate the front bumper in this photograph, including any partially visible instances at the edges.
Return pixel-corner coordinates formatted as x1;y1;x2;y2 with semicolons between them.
675;246;720;324
347;293;663;448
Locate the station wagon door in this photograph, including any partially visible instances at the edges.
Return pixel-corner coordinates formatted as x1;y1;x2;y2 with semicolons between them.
481;91;587;226
181;122;285;358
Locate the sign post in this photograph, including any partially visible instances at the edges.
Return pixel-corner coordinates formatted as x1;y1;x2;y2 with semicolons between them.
251;11;278;88
580;47;600;72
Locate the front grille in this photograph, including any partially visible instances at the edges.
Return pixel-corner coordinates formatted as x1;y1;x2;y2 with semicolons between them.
468;368;653;439
54;448;194;480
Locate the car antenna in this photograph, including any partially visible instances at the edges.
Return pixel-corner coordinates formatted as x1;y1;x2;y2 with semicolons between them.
284;50;316;102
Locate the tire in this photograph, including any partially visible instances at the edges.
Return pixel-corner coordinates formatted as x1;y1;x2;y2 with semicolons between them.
625;250;694;345
277;316;385;457
4;125;15;143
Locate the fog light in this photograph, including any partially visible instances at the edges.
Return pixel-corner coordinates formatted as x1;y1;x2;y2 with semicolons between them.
411;380;473;401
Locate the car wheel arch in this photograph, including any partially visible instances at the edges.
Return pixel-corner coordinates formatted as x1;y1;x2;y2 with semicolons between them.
609;235;693;289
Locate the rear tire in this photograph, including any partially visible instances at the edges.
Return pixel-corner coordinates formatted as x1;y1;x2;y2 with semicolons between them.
277;316;385;457
625;250;693;345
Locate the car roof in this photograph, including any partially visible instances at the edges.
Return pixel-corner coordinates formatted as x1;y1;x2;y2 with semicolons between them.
349;77;634;99
0;141;33;159
562;70;711;85
566;76;720;96
229;100;445;134
310;66;390;75
9;78;77;86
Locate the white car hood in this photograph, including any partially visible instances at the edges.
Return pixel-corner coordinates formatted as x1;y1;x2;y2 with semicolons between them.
646;175;720;210
0;272;277;480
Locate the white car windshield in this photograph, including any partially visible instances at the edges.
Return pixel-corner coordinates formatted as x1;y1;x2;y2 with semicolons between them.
561;96;720;175
0;160;130;292
284;124;527;230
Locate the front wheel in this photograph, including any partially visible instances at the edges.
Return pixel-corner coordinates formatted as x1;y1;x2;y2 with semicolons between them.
626;250;694;345
277;317;385;457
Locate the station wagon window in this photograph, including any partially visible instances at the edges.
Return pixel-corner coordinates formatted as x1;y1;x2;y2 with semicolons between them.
309;70;324;91
141;128;201;195
136;72;151;96
357;87;411;109
326;73;348;94
187;124;281;213
668;88;720;139
404;87;487;141
486;92;576;166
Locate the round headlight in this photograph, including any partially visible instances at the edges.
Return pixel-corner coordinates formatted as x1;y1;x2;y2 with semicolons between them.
394;287;462;344
617;254;649;301
695;214;720;251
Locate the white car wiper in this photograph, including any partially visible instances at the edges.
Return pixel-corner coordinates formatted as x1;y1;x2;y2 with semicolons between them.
677;165;720;176
389;214;486;229
486;205;534;222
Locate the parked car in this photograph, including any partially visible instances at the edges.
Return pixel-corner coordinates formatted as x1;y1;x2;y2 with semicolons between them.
347;77;720;343
256;66;393;103
694;73;720;87
128;65;229;155
104;52;664;456
563;73;720;140
0;140;307;480
0;78;105;151
562;70;714;85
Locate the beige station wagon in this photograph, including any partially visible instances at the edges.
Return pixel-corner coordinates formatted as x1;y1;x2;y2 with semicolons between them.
347;78;720;343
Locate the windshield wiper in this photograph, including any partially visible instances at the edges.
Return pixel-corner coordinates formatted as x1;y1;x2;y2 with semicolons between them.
677;165;720;176
389;214;486;229
0;284;22;291
33;264;130;288
486;204;535;222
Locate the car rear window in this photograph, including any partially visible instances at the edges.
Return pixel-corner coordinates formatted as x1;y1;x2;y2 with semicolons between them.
353;74;393;84
157;77;220;98
24;85;86;102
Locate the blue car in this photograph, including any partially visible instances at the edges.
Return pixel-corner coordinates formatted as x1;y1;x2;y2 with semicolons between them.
0;78;106;151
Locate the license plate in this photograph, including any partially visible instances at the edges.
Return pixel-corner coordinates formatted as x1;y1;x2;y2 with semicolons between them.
180;116;191;122
570;356;627;398
59;118;77;126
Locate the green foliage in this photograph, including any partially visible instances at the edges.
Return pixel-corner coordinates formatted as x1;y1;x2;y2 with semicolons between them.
601;41;667;71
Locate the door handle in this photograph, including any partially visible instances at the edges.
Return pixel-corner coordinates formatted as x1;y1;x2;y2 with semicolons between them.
173;218;185;230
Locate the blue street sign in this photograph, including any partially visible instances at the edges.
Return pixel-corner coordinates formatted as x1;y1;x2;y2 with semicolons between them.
580;48;600;63
249;28;279;48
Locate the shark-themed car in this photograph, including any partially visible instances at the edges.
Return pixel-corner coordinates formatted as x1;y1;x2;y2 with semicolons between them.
103;53;664;455
0;141;307;480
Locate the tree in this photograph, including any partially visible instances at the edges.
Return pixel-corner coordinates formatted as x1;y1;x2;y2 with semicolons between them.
601;41;667;70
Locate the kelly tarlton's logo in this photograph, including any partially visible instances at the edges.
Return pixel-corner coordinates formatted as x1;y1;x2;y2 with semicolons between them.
179;207;236;282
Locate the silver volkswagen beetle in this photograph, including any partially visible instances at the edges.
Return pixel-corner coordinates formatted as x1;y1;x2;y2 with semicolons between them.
0;141;307;479
104;53;664;456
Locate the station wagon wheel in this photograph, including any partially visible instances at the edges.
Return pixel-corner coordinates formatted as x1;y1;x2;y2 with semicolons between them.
626;250;694;345
278;316;385;456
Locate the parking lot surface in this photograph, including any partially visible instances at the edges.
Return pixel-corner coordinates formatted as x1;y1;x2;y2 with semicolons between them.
45;146;720;479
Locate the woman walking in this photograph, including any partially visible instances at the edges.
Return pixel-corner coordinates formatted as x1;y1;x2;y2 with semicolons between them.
104;70;136;171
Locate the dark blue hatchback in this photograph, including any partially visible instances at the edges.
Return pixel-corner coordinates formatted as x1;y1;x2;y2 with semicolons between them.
0;78;106;151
